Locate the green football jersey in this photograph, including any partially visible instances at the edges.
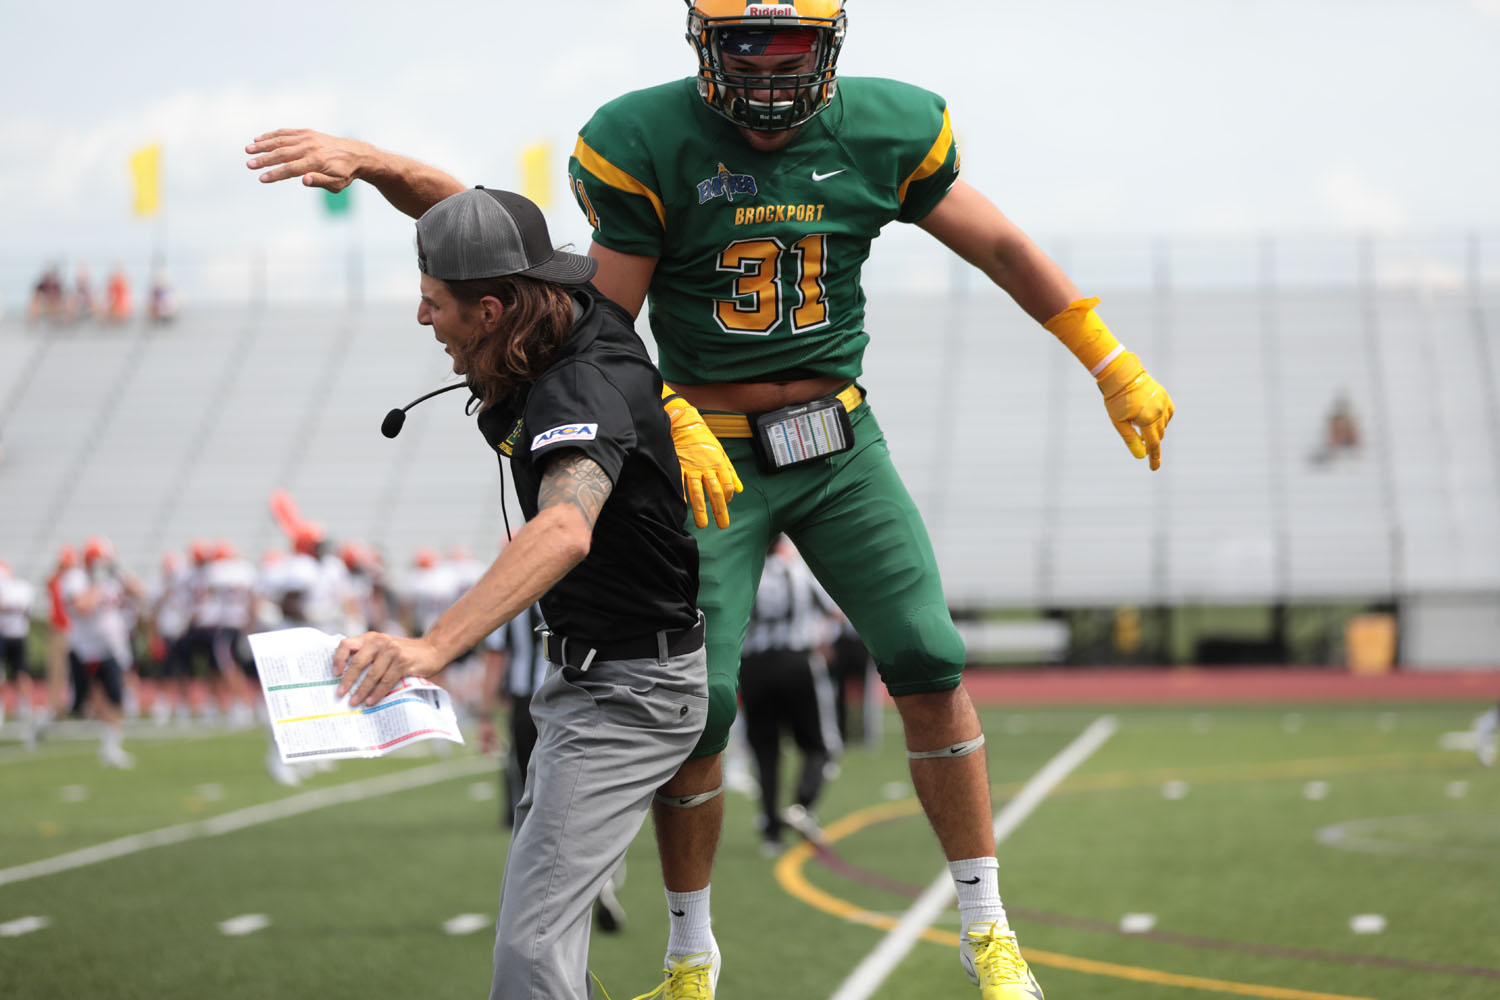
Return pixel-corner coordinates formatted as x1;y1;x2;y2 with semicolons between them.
568;77;960;385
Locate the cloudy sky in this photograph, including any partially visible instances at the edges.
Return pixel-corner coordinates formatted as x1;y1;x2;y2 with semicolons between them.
3;0;1498;305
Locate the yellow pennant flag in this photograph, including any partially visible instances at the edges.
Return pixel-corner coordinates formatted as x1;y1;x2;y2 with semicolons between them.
129;143;162;218
519;140;553;210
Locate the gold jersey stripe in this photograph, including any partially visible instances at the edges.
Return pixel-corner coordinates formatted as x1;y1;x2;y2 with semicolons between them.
897;107;954;205
572;136;667;228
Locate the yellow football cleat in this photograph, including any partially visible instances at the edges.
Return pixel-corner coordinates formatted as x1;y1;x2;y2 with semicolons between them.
630;944;720;1000
961;922;1044;999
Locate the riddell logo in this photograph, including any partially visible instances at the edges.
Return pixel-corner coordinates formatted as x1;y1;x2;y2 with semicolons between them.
745;5;798;15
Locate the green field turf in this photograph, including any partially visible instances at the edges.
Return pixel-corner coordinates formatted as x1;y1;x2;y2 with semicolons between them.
1;703;1496;1000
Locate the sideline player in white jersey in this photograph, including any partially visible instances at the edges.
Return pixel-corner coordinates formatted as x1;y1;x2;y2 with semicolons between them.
204;541;258;726
148;551;195;723
63;538;143;767
404;547;458;636
290;527;357;632
0;561;39;736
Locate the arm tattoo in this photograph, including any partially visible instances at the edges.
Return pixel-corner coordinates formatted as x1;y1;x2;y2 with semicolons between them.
538;452;614;531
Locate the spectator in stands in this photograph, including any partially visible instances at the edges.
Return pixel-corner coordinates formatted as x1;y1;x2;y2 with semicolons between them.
104;265;133;323
27;265;66;324
1309;391;1362;467
0;561;39;742
740;537;842;856
149;267;179;324
73;263;98;321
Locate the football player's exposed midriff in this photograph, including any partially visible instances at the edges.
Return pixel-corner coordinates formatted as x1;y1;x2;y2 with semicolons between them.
667;374;847;415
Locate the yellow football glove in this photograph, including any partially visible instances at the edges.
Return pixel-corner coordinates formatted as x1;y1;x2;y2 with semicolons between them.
662;385;743;529
1045;297;1175;471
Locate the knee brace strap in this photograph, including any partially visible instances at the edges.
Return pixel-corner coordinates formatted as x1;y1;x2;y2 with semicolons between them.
906;734;985;760
654;785;724;809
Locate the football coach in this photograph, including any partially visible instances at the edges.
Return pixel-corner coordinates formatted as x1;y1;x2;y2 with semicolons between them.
330;187;709;1000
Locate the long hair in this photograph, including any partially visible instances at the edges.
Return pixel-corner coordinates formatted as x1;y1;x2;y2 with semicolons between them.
444;274;576;407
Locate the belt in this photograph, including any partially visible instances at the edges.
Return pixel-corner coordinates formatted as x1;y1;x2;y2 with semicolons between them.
541;613;705;670
702;383;863;439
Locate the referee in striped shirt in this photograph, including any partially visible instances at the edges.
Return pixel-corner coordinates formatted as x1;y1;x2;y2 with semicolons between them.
741;537;844;855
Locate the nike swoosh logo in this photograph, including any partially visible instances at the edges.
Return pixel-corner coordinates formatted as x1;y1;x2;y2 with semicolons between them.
951;746;965;753
810;169;845;182
670;909;685;917
678;797;695;806
1026;978;1044;1000
958;876;981;885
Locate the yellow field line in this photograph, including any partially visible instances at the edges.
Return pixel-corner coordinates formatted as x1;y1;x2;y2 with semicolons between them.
769;750;1458;1000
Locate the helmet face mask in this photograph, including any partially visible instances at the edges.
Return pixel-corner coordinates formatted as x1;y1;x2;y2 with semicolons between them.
686;0;847;133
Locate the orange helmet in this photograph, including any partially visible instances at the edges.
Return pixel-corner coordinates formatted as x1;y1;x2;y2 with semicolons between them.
190;538;213;566
0;560;11;580
84;536;114;567
685;0;847;132
340;540;376;571
293;523;326;556
413;547;439;570
57;545;78;570
214;540;238;561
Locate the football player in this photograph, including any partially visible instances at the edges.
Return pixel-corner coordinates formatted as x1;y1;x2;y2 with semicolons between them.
569;6;1170;996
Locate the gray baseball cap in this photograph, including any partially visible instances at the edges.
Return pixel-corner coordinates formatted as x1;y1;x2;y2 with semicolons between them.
415;187;597;285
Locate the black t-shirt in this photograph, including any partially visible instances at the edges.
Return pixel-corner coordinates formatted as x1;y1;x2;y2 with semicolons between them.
475;285;699;645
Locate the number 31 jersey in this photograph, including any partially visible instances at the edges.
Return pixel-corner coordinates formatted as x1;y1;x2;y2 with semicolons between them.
568;77;959;385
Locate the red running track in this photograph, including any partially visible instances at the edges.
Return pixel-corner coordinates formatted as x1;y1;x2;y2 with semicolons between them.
956;667;1499;706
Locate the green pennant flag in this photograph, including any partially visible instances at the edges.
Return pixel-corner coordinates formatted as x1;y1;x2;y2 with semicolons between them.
323;186;352;216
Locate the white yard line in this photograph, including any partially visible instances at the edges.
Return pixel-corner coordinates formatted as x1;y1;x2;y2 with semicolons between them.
828;714;1119;1000
0;756;493;888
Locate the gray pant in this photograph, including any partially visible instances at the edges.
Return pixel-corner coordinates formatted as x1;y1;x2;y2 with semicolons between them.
489;644;708;1000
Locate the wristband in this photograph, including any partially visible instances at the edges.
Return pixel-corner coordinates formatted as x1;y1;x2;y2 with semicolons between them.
1043;297;1124;376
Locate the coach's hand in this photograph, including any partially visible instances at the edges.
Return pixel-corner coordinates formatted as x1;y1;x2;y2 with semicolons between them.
1096;352;1175;471
246;129;372;192
662;389;742;529
333;632;444;709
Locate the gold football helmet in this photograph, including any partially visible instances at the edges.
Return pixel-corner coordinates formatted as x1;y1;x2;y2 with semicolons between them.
685;0;847;132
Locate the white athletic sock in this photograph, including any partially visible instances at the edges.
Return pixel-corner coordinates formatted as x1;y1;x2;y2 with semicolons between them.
949;857;1008;936
665;886;714;959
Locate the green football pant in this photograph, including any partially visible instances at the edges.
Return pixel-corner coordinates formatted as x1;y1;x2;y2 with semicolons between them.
689;400;966;758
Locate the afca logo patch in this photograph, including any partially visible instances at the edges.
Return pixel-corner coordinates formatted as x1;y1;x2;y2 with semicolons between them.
531;423;599;450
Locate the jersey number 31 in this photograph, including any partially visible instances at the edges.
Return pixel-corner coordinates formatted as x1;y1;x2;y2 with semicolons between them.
714;235;830;336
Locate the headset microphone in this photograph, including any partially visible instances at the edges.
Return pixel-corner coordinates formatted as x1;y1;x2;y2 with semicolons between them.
381;382;473;438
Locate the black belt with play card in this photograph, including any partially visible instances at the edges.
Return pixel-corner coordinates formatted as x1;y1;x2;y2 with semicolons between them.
702;383;863;473
541;612;705;670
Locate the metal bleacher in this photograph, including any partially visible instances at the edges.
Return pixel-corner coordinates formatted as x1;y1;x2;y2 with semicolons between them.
2;264;1498;615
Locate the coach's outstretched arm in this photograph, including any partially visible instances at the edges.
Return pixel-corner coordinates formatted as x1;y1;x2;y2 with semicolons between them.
246;129;465;219
919;179;1175;470
332;451;611;708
